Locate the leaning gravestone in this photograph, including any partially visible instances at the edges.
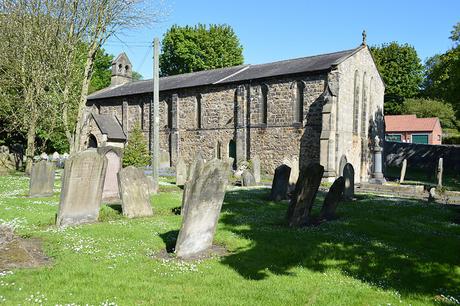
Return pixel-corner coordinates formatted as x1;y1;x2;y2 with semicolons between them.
400;159;407;183
241;169;256;187
118;166;153;218
286;163;324;227
56;150;107;227
98;147;122;202
343;163;355;200
175;158;232;259
29;160;55;197
318;176;345;221
251;156;261;183
269;164;291;201
176;157;187;186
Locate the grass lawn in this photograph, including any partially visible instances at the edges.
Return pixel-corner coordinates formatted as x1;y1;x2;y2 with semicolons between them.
0;174;459;305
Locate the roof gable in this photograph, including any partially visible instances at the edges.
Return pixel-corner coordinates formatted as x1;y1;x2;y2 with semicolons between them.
92;113;126;141
385;115;440;132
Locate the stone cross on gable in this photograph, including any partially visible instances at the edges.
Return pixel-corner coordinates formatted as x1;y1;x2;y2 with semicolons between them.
362;30;367;46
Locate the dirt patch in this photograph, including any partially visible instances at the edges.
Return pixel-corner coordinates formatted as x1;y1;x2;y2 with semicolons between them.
0;226;51;271
151;245;228;262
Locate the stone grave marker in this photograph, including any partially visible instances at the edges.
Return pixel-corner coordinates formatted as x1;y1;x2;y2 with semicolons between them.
400;159;407;183
343;163;355;200
241;169;256;187
339;155;347;176
251;156;261;183
29;160;55;197
160;150;170;168
40;152;48;161
269;164;291;201
118;166;153;218
437;158;443;188
289;157;299;187
0;152;15;176
175;158;232;259
286;163;324;227
318;176;345;221
52;152;60;161
176;157;187;186
56;150;107;227
98;147;122;202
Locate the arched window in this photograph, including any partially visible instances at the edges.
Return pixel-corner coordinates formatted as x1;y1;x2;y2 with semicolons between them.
292;81;304;124
166;98;172;129
369;77;374;118
216;141;222;159
260;84;268;125
88;134;97;148
195;94;202;129
361;72;368;136
353;70;360;135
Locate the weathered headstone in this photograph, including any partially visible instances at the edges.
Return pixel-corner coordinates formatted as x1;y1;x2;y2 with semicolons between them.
40;152;48;161
289;157;299;187
160;150;170;168
400;159;407;183
175;158;232;258
339;155;347;176
286;163;324;227
56;150;107;227
52;152;60;161
29;160;55;197
241;169;256;187
269;164;291;201
318;176;345;221
251;156;261;183
175;157;187;186
98;147;122;202
118;166;153;218
343;163;355;200
0;152;15;176
437;158;443;188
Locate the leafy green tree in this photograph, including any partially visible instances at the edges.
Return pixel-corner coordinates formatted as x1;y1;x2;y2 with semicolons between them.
122;122;150;168
160;24;244;76
423;22;460;115
403;98;457;130
89;49;114;94
370;42;424;108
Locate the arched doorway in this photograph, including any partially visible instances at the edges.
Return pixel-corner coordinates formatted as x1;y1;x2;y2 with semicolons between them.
228;139;236;169
88;134;98;148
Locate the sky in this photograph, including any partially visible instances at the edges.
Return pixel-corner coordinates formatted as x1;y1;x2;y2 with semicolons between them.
103;0;460;80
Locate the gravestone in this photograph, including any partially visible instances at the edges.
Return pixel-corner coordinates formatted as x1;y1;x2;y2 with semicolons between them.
437;158;443;188
118;166;153;218
318;176;345;221
251;156;261;183
98;147;122;202
241;170;256;187
289;157;299;187
286;163;324;227
176;157;187;186
181;154;205;215
400;159;407;183
40;152;48;161
175;158;232;259
269;164;291;201
0;152;15;176
56;150;107;227
339;155;347;176
343;163;355;200
29;160;55;197
52;152;60;161
160;150;170;168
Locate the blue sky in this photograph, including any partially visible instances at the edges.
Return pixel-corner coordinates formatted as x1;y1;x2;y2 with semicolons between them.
103;0;460;79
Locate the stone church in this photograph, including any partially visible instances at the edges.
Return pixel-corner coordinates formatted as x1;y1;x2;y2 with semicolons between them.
84;41;385;183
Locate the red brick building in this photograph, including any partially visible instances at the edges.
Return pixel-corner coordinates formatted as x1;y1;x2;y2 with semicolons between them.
385;115;442;145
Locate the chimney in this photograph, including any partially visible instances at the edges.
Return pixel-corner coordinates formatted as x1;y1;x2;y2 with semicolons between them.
111;52;132;86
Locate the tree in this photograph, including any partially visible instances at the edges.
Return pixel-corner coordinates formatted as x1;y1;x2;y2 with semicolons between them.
370;42;424;112
423;22;460;115
160;24;244;76
89;49;114;94
122;123;150;168
403;98;458;130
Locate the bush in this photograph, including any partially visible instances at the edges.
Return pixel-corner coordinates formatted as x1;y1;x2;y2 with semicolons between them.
403;98;457;129
122;122;150;168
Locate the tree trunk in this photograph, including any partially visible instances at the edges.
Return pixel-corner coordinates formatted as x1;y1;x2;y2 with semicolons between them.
24;115;37;175
72;42;99;153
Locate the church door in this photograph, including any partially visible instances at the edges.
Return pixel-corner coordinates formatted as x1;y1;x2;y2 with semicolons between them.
88;134;98;148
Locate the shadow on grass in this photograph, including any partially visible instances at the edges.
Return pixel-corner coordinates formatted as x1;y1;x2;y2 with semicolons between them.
219;188;460;299
160;230;179;253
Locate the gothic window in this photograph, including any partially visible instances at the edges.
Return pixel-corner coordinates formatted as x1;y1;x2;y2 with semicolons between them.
260;84;268;125
353;70;360;135
292;81;304;124
166;98;172;129
216;141;222;159
361;72;368;136
196;94;202;129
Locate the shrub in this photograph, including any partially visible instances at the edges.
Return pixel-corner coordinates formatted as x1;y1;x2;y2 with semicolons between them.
122;122;150;168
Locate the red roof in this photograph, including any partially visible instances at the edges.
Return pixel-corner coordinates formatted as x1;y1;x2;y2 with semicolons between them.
385;115;439;132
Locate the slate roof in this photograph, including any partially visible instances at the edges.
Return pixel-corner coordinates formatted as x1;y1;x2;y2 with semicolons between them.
88;47;361;101
385;115;440;132
92;113;126;141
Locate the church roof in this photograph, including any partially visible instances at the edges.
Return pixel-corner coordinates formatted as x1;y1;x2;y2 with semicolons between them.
88;47;361;101
92;113;127;141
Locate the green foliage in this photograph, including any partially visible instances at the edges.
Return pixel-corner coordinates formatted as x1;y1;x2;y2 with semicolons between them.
384;100;406;115
89;49;114;94
370;42;424;103
160;24;244;76
122;122;150;167
403;98;457;129
132;71;143;81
